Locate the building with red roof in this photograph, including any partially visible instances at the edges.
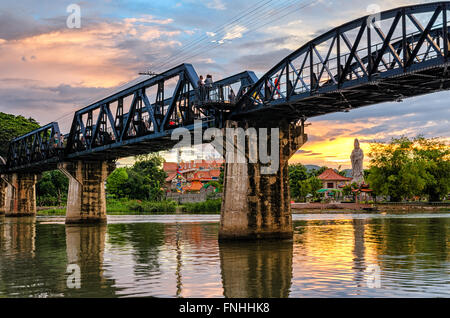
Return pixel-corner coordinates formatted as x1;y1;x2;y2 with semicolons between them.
317;168;352;189
182;179;204;192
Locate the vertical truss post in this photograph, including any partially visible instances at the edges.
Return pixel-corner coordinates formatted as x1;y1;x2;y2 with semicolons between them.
337;29;341;88
367;23;372;79
115;98;124;140
402;8;408;70
444;4;448;60
309;44;314;94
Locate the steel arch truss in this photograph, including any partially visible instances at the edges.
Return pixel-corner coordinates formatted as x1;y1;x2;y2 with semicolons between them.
65;64;209;159
6;123;62;172
234;2;450;120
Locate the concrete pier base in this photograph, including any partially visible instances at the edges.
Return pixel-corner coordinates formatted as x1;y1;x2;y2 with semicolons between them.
219;120;307;241
59;161;115;224
4;173;38;217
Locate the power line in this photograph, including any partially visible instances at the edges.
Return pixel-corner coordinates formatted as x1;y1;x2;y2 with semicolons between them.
147;0;278;69
47;0;319;129
155;0;302;71
157;0;317;72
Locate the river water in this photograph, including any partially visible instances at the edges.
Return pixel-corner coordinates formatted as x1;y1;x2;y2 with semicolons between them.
0;213;448;298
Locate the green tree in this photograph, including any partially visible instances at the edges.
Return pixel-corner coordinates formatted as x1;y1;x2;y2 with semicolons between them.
289;164;323;202
308;177;323;197
342;184;353;197
413;137;450;201
106;154;168;201
367;136;449;202
296;179;311;202
289;164;309;200
36;170;69;206
0;112;40;157
106;168;129;198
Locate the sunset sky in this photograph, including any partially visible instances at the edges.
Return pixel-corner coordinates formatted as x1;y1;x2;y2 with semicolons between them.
0;0;449;169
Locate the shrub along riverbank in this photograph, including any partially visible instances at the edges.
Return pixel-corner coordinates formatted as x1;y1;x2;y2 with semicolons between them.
37;198;222;215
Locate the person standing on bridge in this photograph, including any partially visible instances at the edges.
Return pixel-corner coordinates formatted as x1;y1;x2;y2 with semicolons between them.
228;88;236;103
52;133;59;149
198;75;205;102
205;74;213;101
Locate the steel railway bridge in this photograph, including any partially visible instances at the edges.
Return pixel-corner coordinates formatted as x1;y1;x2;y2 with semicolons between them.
1;2;449;239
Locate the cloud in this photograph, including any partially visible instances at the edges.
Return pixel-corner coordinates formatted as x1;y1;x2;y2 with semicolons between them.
0;79;108;130
0;12;183;87
304;152;323;156
222;25;246;41
204;0;226;10
0;10;60;41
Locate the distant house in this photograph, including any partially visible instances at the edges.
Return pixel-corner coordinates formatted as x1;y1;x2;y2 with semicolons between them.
182;179;204;193
317;168;352;189
163;159;224;192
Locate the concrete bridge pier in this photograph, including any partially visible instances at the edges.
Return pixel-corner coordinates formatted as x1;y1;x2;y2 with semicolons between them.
219;120;307;241
59;161;115;224
0;177;7;215
3;173;38;217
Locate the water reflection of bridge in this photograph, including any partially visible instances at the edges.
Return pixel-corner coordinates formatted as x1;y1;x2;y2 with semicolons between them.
0;217;367;297
0;217;448;297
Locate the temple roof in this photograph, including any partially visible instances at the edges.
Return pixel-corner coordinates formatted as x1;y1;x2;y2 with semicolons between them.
318;168;352;181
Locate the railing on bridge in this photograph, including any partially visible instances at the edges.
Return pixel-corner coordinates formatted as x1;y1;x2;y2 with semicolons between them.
6;123;62;172
234;2;450;120
195;71;258;110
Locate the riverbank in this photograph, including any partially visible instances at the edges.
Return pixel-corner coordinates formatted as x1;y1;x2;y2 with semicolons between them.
292;202;450;213
37;198;222;216
36;200;449;216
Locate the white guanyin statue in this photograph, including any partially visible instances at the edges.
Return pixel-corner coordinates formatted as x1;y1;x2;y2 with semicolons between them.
351;138;364;185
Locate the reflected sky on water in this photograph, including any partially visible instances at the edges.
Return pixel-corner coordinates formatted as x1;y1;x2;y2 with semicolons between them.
0;213;448;298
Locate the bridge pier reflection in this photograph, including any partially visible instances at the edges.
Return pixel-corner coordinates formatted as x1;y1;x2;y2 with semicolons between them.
0;216;36;255
220;120;307;240
3;173;38;217
219;241;293;297
352;219;367;292
65;224;115;296
59;161;115;224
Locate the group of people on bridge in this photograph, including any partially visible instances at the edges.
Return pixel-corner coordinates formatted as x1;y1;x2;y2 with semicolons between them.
197;74;214;102
197;74;237;104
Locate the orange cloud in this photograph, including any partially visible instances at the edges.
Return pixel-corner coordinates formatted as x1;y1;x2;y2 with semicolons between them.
0;17;181;88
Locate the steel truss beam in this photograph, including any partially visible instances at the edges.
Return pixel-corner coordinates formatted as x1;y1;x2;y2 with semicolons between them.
234;2;450;120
